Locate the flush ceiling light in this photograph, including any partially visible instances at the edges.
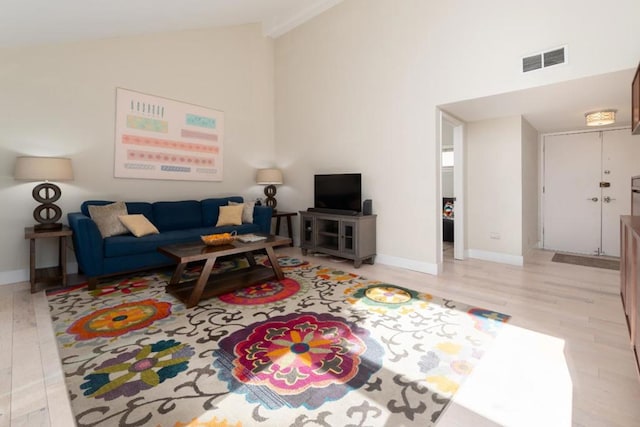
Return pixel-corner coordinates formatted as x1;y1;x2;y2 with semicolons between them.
585;110;616;126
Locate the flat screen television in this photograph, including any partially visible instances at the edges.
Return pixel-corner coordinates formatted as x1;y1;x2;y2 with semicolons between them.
314;173;362;214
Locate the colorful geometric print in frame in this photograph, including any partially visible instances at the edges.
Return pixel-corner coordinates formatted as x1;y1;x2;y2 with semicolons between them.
114;87;224;181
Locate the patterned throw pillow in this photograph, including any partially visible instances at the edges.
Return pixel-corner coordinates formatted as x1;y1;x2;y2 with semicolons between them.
88;201;129;238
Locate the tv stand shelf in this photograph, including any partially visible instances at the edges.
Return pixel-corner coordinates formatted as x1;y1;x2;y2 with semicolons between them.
299;210;376;267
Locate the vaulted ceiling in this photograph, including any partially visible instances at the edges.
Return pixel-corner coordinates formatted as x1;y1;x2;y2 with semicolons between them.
2;0;634;134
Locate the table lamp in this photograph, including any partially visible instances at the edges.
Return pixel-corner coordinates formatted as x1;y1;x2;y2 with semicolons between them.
14;156;74;232
256;168;283;210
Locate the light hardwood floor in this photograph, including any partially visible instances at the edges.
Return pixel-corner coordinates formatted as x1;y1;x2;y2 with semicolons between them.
1;247;639;426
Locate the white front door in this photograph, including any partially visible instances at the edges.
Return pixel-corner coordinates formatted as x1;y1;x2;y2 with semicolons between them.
544;129;640;257
543;132;601;255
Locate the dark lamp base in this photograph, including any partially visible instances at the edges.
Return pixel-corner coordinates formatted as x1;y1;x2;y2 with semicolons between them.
264;184;278;210
31;182;64;233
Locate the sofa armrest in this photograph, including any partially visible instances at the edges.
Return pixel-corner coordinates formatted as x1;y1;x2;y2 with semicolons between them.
68;212;104;277
252;206;273;234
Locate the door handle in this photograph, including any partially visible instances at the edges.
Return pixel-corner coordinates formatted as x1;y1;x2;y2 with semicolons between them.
587;197;598;202
603;196;616;203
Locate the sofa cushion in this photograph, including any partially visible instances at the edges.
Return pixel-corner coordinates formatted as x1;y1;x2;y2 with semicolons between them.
152;200;202;232
88;202;129;238
201;196;243;226
216;205;244;226
124;202;155;222
103;223;261;258
119;214;159;237
104;229;201;257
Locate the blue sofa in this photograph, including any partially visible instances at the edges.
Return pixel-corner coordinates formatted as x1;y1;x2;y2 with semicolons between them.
68;197;272;289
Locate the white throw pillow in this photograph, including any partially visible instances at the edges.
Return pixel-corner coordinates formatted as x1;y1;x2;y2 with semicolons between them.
229;201;255;224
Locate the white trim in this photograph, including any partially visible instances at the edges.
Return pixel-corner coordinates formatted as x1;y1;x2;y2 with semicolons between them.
263;0;344;38
452;120;465;261
376;254;440;276
436;110;443;266
440;110;466;261
0;262;78;286
541;125;630;138
467;249;524;266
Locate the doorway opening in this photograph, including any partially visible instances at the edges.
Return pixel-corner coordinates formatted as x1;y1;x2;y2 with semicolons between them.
439;111;465;267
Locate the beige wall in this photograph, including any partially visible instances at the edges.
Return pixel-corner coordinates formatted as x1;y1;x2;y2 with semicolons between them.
276;1;437;270
0;24;275;283
521;118;540;254
467;117;523;258
275;0;639;272
2;0;640;281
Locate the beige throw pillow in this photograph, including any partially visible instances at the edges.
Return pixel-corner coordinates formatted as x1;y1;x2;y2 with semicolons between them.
88;201;129;238
119;214;159;237
216;205;244;226
229;201;255;224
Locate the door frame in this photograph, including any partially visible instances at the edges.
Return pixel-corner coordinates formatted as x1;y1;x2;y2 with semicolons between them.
438;110;465;263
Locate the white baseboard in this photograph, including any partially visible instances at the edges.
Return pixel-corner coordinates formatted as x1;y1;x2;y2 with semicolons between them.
0;262;79;286
376;254;440;276
0;269;28;286
467;249;524;266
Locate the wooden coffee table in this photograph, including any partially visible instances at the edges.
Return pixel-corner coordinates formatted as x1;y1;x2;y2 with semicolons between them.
158;234;292;308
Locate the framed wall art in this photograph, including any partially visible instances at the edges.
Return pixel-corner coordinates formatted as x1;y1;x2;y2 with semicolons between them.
114;88;224;181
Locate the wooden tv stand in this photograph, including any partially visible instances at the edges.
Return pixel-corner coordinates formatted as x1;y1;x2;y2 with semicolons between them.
299;210;376;267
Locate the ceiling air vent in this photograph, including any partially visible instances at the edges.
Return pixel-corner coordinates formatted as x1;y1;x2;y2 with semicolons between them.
522;46;567;73
522;54;543;72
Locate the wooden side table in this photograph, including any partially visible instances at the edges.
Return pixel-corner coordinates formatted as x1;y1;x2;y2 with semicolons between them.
272;211;295;247
24;226;73;293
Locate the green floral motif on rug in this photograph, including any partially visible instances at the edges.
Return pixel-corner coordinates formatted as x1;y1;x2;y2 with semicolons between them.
47;256;510;427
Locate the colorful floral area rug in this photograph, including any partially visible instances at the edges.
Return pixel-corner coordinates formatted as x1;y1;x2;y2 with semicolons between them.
47;256;511;427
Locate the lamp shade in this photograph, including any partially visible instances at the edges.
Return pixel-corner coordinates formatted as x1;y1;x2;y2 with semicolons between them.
14;156;74;181
255;168;283;185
